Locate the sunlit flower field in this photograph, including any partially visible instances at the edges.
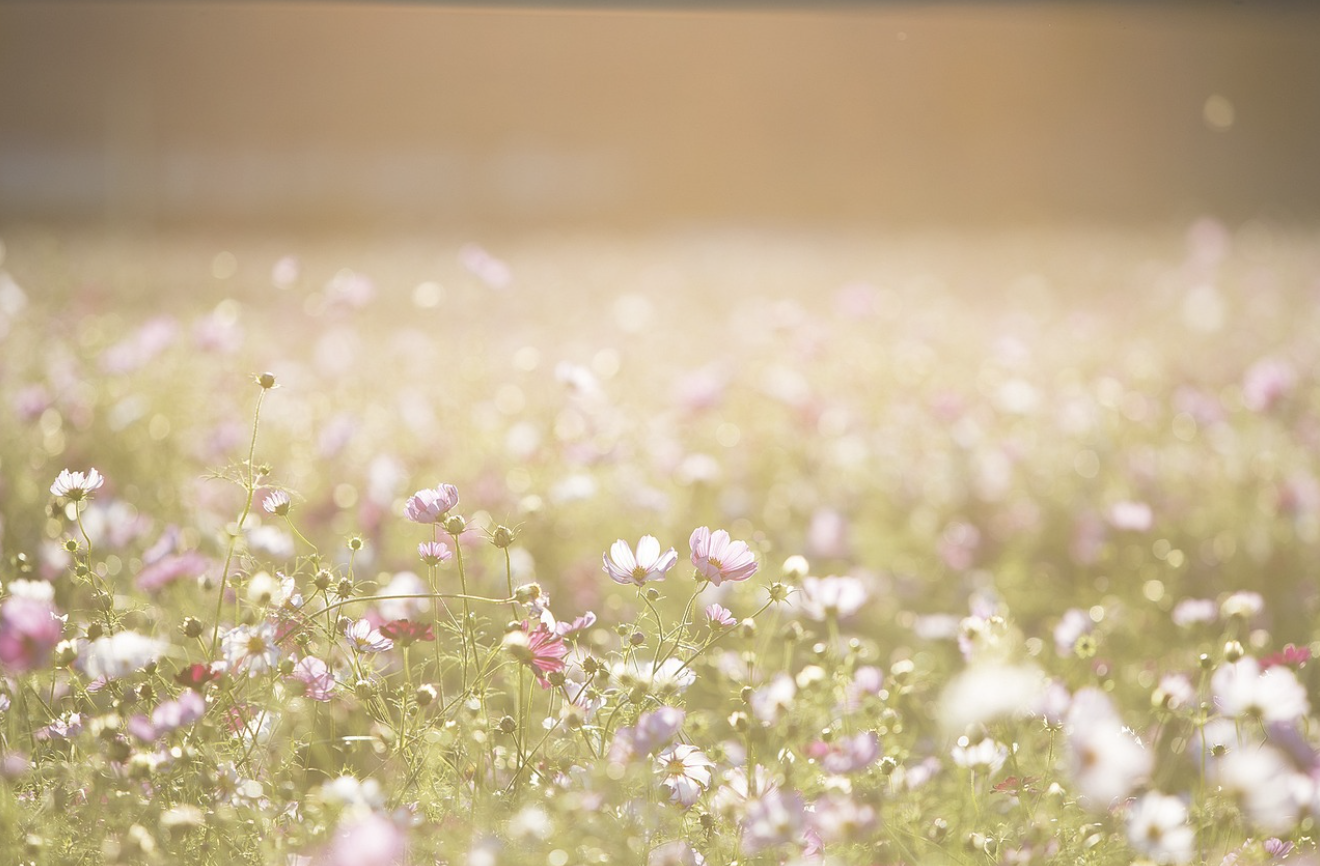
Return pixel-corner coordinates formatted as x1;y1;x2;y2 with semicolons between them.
2;221;1320;865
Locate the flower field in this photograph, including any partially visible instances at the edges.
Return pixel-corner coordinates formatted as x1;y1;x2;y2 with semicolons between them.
1;222;1320;864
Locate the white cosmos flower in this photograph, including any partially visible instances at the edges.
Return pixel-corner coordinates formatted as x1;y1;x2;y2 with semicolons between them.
603;536;679;586
798;575;868;621
655;744;714;807
1065;688;1151;811
1212;657;1310;722
79;631;168;681
939;663;1045;734
1127;792;1194;864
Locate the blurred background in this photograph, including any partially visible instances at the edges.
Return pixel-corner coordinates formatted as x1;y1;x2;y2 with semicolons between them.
2;1;1320;235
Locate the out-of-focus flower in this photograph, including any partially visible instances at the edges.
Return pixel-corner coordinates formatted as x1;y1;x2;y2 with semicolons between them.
292;656;335;702
553;611;596;637
648;839;705;866
1221;591;1264;620
78;631;167;681
798;575;867;621
1126;792;1194;865
689;527;758;585
1212;657;1310;722
379;619;434;647
1261;644;1311;670
1211;746;1303;834
806;731;880;774
603;536;679;586
1065;688;1151;810
50;468;104;502
939;663;1045;734
741;788;806;854
951;737;1009;774
325;812;406;866
404;484;460;524
610;707;686;763
1242;357;1297;412
1171;598;1217;627
655;743;714;807
1054;608;1094;656
750;673;797;725
810;792;878;845
1107;500;1153;532
0;596;63;673
175;662;224;690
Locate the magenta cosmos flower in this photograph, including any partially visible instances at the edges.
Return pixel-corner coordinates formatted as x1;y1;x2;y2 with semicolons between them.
603;536;679;586
689;527;758;585
404;484;459;523
0;596;64;674
505;622;568;688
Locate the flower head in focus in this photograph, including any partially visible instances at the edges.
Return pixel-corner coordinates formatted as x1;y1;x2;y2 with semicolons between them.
689;527;758;585
603;536;678;586
51;468;104;503
405;484;460;524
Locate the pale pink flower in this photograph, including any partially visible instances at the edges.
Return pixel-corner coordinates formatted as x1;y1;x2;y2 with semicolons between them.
404;484;459;523
799;575;867;621
648;840;705;866
741;788;806;854
345;619;393;654
50;468;104;502
806;731;880;774
417;541;452;566
292;656;335;702
1107;500;1153;532
655;743;714;807
609;707;686;763
705;604;737;627
689;527;758;585
325;812;406;866
603;536;679;586
0;596;63;673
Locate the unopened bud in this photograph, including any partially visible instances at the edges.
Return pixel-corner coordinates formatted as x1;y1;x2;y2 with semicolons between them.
257;372;277;390
491;525;516;549
443;514;467;535
416;684;437;707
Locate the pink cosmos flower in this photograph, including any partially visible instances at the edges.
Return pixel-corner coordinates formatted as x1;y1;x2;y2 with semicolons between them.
345;619;393;653
324;812;407;866
805;731;880;774
404;484;459;523
0;596;63;673
507;622;568;688
689;527;758;585
656;743;714;807
603;536;679;586
609;707;686;762
292;656;335;701
418;540;453;566
705;604;737;627
553;611;597;637
742;788;806;854
799;575;867;621
50;468;104;502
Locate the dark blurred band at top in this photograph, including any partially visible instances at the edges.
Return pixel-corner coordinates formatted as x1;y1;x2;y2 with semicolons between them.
1;1;1318;232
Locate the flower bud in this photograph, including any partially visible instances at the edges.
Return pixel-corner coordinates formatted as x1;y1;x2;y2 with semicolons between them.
257;372;277;390
443;515;467;535
416;684;437;707
314;570;332;591
498;715;517;735
347;536;364;552
491;525;516;549
1224;640;1245;663
181;617;203;639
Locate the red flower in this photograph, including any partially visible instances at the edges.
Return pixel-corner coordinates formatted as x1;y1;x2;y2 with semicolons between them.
175;662;224;690
1262;643;1311;670
379;619;435;647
